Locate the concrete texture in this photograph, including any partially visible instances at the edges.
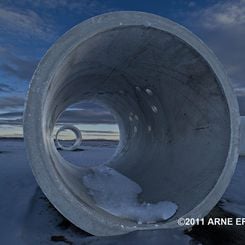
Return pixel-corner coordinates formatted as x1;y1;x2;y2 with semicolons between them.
239;116;245;155
55;125;82;151
24;11;240;236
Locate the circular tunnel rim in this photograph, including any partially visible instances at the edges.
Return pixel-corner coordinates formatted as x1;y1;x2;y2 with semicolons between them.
55;125;82;151
23;11;240;236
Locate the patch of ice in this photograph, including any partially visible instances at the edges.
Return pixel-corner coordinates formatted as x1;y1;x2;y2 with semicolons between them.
83;166;178;224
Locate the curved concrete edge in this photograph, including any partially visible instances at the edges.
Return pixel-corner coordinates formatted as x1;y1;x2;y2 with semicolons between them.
23;11;240;236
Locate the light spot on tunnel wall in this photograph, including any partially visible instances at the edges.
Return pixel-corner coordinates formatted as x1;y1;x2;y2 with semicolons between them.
151;105;158;113
145;88;153;96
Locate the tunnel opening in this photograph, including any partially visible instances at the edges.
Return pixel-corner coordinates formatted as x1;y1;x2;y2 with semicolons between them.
53;101;120;167
56;127;79;150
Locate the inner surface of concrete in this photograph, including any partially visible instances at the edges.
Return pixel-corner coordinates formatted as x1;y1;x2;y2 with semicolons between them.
24;12;239;236
47;26;230;219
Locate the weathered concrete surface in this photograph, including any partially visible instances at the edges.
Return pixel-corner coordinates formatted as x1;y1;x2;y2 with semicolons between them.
24;11;240;236
239;116;245;155
55;125;82;151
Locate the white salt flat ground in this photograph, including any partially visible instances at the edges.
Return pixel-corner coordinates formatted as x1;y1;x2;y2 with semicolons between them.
0;138;245;244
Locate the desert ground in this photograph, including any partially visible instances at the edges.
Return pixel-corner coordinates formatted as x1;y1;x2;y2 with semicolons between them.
0;138;245;244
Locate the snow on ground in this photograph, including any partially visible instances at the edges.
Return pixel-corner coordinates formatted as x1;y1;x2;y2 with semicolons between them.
58;140;118;167
83;165;177;224
0;138;245;244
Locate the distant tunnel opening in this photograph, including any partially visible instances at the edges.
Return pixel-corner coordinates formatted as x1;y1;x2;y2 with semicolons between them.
53;100;120;167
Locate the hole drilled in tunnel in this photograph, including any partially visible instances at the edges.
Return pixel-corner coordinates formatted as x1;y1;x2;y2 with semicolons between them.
151;105;158;113
53;101;120;167
135;86;141;92
145;88;153;96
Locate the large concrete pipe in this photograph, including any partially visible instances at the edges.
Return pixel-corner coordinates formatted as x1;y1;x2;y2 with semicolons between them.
24;12;240;236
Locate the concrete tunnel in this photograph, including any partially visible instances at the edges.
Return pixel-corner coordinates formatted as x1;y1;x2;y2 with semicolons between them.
24;12;240;236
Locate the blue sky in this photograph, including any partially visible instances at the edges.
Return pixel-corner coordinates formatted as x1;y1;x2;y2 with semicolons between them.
0;0;245;137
